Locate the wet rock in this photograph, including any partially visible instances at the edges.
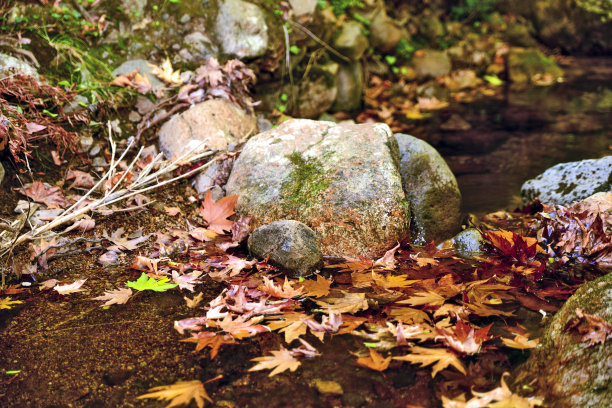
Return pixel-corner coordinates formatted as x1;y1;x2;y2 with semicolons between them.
248;220;322;278
311;378;343;395
158;99;257;159
0;53;39;79
510;0;612;54
331;62;363;112
517;273;612;407
333;21;369;61
452;228;485;258
369;9;406;52
112;59;165;90
507;48;563;85
226;119;410;257
395;133;462;245
410;50;451;79
419;12;446;40
216;0;268;59
521;156;612;206
503;22;538;48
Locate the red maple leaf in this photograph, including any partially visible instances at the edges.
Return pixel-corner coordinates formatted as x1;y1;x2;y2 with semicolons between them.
199;191;238;234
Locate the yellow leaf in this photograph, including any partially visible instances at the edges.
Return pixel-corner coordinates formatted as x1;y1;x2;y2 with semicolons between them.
315;291;368;314
301;274;332;298
501;334;539;350
0;297;23;309
399;291;446;307
150;58;183;85
394;346;466;378
137;379;213;408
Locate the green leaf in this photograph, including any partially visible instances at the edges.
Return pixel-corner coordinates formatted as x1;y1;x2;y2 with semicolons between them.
43;109;58;117
483;75;503;86
385;55;397;66
5;370;20;375
126;273;178;292
289;45;300;55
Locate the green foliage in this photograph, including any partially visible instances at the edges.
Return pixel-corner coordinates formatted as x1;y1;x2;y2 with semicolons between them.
289;45;300;55
320;0;364;16
126;273;178;292
395;38;417;60
483;75;503;86
281;151;332;209
451;0;500;22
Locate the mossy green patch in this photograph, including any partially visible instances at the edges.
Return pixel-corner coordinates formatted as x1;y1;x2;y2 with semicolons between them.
280;151;334;210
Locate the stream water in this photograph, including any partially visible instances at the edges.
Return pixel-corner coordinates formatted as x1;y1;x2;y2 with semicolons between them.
416;57;612;216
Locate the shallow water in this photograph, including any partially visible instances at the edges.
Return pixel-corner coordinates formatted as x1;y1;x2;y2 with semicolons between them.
423;58;612;215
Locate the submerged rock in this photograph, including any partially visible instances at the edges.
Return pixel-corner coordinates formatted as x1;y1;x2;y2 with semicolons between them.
248;220;322;278
521;156;612;206
216;0;268;59
158;99;256;159
517;273;612;407
507;48;563;85
395;133;462;245
452;228;485;259
226;119;410;257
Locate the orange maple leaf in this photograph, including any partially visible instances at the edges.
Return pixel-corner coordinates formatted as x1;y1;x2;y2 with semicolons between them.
356;348;392;372
199;191;238;234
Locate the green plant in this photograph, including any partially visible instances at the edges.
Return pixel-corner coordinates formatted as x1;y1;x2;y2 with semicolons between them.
320;0;364;16
451;0;500;22
395;38;417;60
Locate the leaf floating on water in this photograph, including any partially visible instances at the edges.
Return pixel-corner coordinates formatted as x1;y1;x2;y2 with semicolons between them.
92;288;132;307
356;348;392;372
0;297;23;309
125;273;177;292
54;279;87;295
137;379;214;408
394;346;466;378
249;347;301;377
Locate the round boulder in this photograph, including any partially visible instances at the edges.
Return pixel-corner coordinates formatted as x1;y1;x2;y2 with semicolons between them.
248;220;323;278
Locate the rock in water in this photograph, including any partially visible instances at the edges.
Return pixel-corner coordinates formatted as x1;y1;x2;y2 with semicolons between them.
517;273;612;407
226;119;410;258
521;156;612;206
216;0;268;59
158;99;256;159
395;134;462;245
248;220;322;278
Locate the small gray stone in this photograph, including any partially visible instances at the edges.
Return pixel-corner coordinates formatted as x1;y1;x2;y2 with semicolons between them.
369;9;406;52
289;0;317;16
0;53;39;79
331;62;363;112
521;156;612;206
128;111;142;122
333;21;369;61
453;228;485;259
216;0;268;59
248;220;322;278
112;59;165;90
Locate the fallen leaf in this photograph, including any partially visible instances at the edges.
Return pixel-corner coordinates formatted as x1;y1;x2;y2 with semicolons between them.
564;308;612;347
0;297;23;309
137;379;213;408
249;347;301;377
394;346;466;378
181;332;235;359
22;181;70;209
315;291;368;314
92;288;132;307
54;279;87;295
261;276;303;299
185;292;204;309
150;58;183;85
199;191;238;234
301;274;332;298
356;348;392;372
164;206;181;216
66;170;95;190
399;291;446;307
501;334;539;350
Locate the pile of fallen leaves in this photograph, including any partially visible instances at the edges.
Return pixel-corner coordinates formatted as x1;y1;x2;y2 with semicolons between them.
0;72;87;165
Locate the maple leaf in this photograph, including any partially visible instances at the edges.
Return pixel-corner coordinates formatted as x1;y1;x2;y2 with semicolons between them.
181;331;236;359
22;181;70;209
150;58;183;85
92;288;132;307
411;254;439;268
394;346;466;378
441;373;543;408
435;321;491;355
172;271;203;292
373;273;418;290
126;273;178;292
210;255;256;279
104;228;152;251
356;348;392;372
111;70;152;94
334;256;374;273
261;276;303;299
388;306;431;324
399;291;446;307
199;191;238;234
466;302;515;317
215;314;268;339
303;311;343;341
315;291;368;314
266;312;310;343
54;279;87;295
66;170;95;190
137;379;213;408
0;297;23;309
416;96;449;110
501;334;539;350
280;320;308;343
373;243;400;270
195;57;224;87
249;347;301;377
189;227;218;242
130;255;168;274
301;274;332;298
164;206;182;216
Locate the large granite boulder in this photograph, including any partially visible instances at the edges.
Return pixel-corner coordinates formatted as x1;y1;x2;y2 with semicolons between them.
521;156;612;206
225;119;410;257
215;0;268;59
516;273;612;407
158;99;257;159
395;134;462;245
